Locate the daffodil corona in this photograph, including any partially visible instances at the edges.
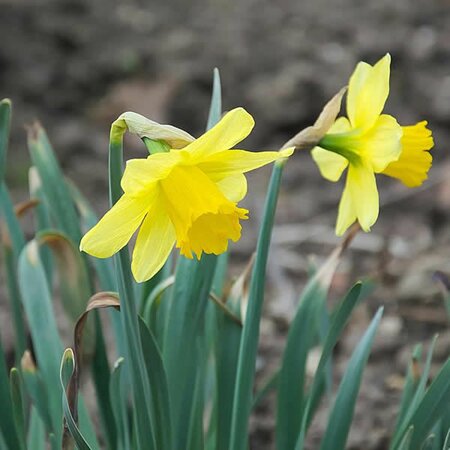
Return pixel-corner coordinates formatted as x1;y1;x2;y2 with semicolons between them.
80;108;293;282
311;54;434;236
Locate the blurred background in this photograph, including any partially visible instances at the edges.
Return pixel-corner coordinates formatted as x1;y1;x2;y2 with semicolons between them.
1;0;449;448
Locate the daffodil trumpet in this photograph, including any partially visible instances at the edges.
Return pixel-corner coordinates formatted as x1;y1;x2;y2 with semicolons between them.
311;54;434;236
80;108;293;282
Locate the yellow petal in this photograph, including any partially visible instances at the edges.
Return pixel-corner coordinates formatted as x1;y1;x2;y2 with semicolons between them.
121;151;183;194
382;121;434;187
336;179;357;236
347;54;391;130
114;112;195;149
311;147;348;182
184;108;255;159
360;114;403;172
131;192;176;282
184;205;248;259
216;173;248;202
328;116;352;134
348;163;379;232
196;147;293;181
80;194;149;258
160;165;247;258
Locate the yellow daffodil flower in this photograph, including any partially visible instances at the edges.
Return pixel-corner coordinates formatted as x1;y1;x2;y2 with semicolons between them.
311;54;434;236
80;108;293;282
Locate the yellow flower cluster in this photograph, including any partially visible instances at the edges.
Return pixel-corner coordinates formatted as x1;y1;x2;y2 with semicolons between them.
81;54;434;282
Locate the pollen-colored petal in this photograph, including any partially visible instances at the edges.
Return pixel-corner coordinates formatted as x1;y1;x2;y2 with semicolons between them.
131;191;176;282
184;205;248;259
348;163;379;232
311;147;349;182
216;173;248;202
336;180;356;236
382;121;434;187
196;147;293;181
160;165;247;258
80;194;149;258
347;54;391;130
183;108;255;159
121;151;182;194
328;116;352;134
335;163;379;236
360;114;402;172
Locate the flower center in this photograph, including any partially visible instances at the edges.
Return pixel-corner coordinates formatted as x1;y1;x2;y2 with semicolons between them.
160;165;248;259
318;131;363;166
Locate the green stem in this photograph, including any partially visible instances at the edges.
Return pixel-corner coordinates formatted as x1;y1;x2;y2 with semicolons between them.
109;129;156;450
228;159;286;450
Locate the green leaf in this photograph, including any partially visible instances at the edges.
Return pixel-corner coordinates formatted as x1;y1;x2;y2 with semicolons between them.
60;349;95;450
442;428;450;450
397;426;414;450
228;160;287;450
0;99;12;183
163;254;218;449
276;276;330;450
21;351;54;434
215;311;242;450
0;337;21;450
18;240;63;440
138;318;173;450
293;282;364;449
392;345;423;444
9;368;25;450
37;230;91;321
27;123;81;244
109;358;131;450
319;307;384;450
0;184;25;260
27;407;46;450
252;370;279;410
29;167;53;282
142;274;175;336
0;183;27;360
407;357;450;450
392;337;438;449
1;241;27;362
91;313;117;450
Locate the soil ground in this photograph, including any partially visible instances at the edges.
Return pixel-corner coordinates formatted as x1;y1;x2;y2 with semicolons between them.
1;0;450;448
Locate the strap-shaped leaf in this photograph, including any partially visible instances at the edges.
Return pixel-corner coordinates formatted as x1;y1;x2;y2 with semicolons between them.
27;123;81;244
109;358;131;450
293;282;365;449
26;408;46;450
319;307;384;450
9;368;25;450
407;357;450;450
138;318;173;450
0;99;11;182
60;349;94;450
0;337;21;450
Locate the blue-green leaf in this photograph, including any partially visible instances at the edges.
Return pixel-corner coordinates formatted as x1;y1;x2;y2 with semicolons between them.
60;349;95;450
319;307;384;450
